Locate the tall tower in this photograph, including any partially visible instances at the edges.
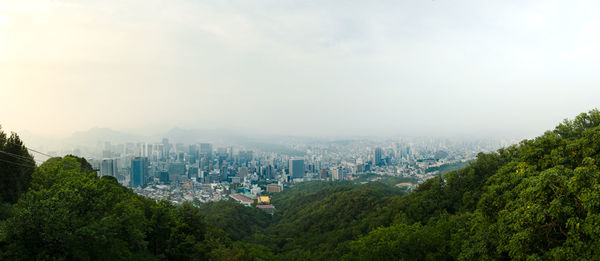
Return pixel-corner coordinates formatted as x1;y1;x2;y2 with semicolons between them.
331;166;343;181
162;138;170;159
373;147;383;166
131;157;148;187
289;158;305;179
200;143;213;160
101;159;116;177
238;166;249;178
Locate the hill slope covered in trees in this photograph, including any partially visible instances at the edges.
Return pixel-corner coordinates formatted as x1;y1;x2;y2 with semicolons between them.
1;109;600;260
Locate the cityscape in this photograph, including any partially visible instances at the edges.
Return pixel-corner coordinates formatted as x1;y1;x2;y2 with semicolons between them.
2;0;600;259
54;135;516;211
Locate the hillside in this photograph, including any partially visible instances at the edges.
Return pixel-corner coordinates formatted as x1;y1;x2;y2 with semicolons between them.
1;109;600;260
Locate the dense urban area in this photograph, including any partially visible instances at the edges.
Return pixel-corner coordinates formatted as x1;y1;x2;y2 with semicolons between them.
49;137;514;211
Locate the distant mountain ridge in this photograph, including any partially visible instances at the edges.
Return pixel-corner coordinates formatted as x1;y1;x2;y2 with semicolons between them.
65;127;144;146
55;127;305;155
161;127;244;144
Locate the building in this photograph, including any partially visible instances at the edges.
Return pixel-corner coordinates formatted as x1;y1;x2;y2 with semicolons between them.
331;166;344;181
161;138;170;159
266;184;282;193
256;204;275;214
159;171;169;183
230;193;254;206
188;144;198;163
238;166;248;178
250;185;262;196
320;169;328;179
199;143;213;159
188;166;198;179
100;159;117;177
289;158;305;178
257;196;271;204
168;163;186;181
260;165;274;179
373;147;383;166
238;150;253;164
130;157;148;187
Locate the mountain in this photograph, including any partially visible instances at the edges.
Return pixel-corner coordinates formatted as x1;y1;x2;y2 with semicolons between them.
65;127;144;146
160;127;243;144
161;127;306;155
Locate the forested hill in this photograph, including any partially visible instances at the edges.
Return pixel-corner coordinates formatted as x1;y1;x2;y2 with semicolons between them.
2;109;600;260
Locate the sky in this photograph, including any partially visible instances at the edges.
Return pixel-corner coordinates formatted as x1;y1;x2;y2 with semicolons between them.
1;0;599;139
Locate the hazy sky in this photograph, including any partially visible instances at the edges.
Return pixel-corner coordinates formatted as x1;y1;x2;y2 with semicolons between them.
1;0;599;138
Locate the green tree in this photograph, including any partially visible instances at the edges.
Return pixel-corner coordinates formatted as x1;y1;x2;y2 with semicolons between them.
0;128;35;204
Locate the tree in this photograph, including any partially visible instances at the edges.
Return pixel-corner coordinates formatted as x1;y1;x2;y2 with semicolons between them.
0;128;35;204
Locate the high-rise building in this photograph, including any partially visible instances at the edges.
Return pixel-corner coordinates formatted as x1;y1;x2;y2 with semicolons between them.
373;147;383;166
331;166;343;181
161;138;170;159
216;147;228;164
102;150;112;158
155;144;164;159
238;166;248;178
142;143;153;157
320;169;328;179
168;163;186;179
100;159;117;177
159;171;169;183
289;159;305;178
261;165;274;179
200;143;213;159
228;147;234;161
238;150;253;165
188;166;198;179
130;157;148;187
356;163;365;173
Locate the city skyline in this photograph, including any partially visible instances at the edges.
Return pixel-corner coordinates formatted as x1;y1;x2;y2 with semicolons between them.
85;128;491;194
2;1;600;138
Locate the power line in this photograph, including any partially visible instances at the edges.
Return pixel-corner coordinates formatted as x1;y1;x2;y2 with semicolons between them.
0;150;37;164
0;158;36;168
25;147;54;158
4;140;54;158
1;140;52;166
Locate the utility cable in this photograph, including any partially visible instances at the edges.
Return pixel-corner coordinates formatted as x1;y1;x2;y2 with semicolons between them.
4;140;54;158
0;158;36;168
0;150;37;163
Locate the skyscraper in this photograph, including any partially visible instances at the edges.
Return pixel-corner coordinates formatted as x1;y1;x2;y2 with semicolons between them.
162;138;170;158
238;150;253;165
289;158;305;179
130;157;148;187
320;169;328;180
373;147;383;166
159;171;169;183
168;162;186;178
200;143;213;159
238;166;248;178
100;159;117;177
261;165;274;179
331;166;343;181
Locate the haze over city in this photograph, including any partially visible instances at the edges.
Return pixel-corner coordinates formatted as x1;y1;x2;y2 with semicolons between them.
1;0;599;139
4;1;600;260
